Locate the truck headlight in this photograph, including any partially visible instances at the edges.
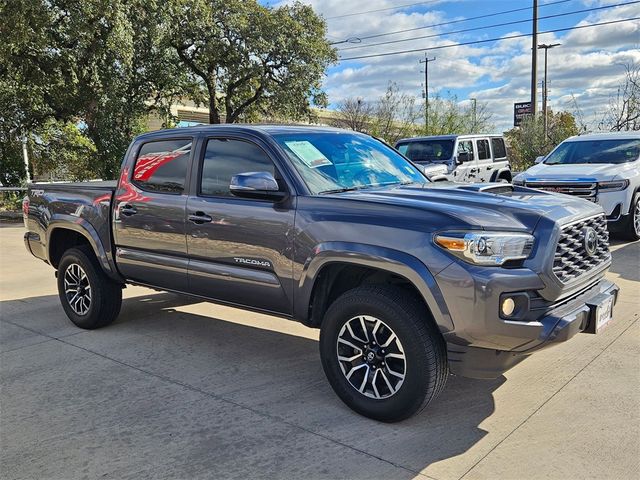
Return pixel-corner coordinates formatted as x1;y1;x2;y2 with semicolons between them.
598;180;629;192
434;231;534;266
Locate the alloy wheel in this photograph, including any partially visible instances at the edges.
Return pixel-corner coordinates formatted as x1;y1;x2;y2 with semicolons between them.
336;315;406;399
64;263;92;316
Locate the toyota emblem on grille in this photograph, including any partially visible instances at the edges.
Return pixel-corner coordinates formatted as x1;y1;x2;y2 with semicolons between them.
583;227;598;256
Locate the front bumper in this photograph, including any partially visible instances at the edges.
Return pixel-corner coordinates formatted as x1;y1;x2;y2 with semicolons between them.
446;279;619;379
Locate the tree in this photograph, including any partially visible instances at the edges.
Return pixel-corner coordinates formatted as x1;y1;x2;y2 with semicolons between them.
332;98;374;133
600;62;640;132
167;0;336;124
504;111;579;171
423;93;494;135
369;83;421;144
0;0;190;182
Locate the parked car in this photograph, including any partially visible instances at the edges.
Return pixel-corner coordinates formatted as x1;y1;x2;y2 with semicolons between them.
395;134;512;183
23;125;618;422
513;132;640;241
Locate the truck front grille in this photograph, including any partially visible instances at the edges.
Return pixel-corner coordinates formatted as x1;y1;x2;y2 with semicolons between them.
525;181;597;202
553;215;610;284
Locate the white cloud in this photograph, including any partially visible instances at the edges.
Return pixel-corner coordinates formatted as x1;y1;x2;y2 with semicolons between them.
278;0;640;131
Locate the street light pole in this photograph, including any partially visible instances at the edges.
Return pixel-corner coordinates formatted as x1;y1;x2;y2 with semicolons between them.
538;43;561;137
530;0;538;116
470;98;477;133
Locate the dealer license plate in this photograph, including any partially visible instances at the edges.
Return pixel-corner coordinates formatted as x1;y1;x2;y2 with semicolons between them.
595;296;614;332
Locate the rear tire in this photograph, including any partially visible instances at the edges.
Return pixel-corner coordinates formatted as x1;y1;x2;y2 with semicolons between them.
319;285;448;422
57;246;122;329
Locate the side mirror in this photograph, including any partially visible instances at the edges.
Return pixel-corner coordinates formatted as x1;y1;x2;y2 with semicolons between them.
534;156;545;164
457;152;472;164
230;171;287;201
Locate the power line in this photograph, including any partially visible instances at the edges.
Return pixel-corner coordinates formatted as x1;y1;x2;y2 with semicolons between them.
338;1;638;51
338;17;640;61
340;0;572;43
325;0;445;20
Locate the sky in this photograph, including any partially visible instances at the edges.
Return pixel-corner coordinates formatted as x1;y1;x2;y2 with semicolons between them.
270;0;640;132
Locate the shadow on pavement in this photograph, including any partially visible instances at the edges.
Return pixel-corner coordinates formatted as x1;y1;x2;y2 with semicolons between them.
1;291;502;477
608;240;640;282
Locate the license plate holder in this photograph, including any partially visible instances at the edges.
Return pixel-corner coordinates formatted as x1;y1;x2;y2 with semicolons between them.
585;293;615;334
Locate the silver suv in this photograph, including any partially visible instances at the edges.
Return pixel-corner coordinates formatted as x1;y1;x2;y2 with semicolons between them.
396;134;512;183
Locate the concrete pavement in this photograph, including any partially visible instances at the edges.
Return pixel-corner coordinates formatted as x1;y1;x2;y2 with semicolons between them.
1;223;638;480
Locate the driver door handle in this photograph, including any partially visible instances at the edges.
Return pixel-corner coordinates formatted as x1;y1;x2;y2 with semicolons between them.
120;204;137;216
188;212;213;224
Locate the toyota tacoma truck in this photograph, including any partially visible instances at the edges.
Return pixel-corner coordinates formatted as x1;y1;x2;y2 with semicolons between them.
513;132;640;241
23;125;619;422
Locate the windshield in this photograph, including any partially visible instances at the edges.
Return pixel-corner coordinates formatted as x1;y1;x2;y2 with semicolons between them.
397;140;454;163
545;139;640;165
272;132;427;194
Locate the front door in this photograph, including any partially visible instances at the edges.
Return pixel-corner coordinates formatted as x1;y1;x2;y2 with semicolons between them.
113;137;192;291
453;139;478;182
186;136;294;315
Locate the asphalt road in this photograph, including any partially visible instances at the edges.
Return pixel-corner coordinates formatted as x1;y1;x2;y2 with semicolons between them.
1;223;638;480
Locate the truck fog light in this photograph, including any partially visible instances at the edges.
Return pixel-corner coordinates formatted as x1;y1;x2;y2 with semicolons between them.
501;297;516;317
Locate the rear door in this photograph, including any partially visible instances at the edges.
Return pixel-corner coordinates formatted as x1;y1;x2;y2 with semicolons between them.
185;136;295;315
490;137;509;180
113;137;193;291
475;138;492;182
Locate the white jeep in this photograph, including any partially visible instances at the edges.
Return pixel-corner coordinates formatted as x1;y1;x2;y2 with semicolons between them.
513;132;640;241
395;134;512;183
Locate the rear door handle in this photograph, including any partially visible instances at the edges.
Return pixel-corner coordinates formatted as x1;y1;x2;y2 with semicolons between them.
188;212;213;224
120;204;137;216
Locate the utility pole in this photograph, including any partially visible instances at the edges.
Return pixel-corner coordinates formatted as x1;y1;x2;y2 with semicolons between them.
470;98;477;133
538;43;561;137
530;0;538;116
419;55;436;133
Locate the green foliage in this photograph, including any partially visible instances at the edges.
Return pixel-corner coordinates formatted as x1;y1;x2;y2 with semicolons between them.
422;93;494;136
0;0;189;182
167;0;337;124
504;111;579;171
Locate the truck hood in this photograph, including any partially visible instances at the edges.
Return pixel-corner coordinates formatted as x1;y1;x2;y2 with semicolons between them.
329;182;603;231
519;163;620;181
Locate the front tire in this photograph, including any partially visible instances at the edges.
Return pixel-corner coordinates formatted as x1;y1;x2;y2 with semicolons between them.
621;193;640;241
57;246;122;329
319;285;448;422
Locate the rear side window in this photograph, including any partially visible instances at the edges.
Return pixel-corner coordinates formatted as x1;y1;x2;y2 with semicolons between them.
201;138;275;197
133;139;191;193
491;138;507;160
477;139;490;160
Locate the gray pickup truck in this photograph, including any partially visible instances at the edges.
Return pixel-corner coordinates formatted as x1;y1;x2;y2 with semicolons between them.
23;125;619;422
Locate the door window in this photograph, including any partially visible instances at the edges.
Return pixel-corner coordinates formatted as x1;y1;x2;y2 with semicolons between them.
132;139;191;193
491;138;507;160
457;140;474;161
201;138;276;197
477;139;490;160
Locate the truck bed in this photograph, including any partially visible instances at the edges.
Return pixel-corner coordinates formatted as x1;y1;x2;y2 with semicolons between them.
31;181;117;191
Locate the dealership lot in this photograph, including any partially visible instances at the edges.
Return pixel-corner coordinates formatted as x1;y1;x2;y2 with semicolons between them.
1;223;638;480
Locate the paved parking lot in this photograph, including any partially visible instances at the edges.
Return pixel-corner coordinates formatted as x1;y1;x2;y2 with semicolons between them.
1;223;639;480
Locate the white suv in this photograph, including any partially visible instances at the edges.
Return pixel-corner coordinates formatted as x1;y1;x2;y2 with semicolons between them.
395;134;512;183
513;132;640;240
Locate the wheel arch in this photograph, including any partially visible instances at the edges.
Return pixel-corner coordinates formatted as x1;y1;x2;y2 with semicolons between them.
47;217;122;282
490;167;512;182
296;242;454;333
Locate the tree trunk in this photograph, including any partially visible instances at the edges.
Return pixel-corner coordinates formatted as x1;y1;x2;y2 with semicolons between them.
207;84;221;124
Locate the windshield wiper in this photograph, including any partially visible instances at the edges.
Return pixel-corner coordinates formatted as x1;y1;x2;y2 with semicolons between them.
318;186;364;194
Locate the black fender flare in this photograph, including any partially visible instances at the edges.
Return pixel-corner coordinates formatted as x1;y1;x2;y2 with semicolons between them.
490;167;512;182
